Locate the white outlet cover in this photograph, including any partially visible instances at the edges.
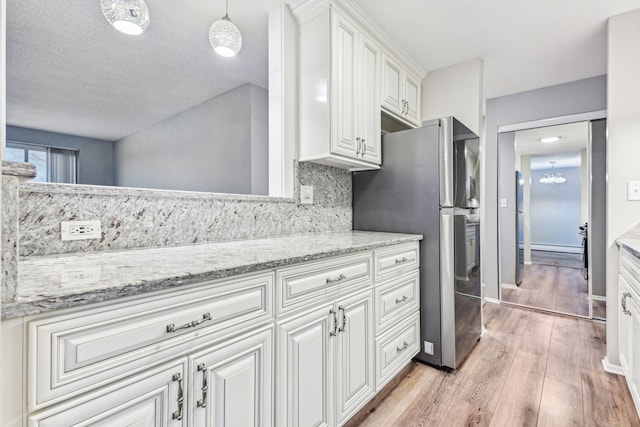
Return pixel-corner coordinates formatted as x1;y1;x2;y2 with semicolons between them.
628;181;640;201
61;220;102;241
499;198;508;208
300;185;314;205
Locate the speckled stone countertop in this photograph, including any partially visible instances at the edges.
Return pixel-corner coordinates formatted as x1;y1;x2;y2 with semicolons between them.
1;231;422;319
618;238;640;260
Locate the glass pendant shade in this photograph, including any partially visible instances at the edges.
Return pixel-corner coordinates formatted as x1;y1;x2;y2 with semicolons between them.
538;161;567;185
101;0;150;36
209;15;243;57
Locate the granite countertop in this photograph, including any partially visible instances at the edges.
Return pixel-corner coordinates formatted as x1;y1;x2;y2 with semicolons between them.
618;238;640;259
2;231;422;319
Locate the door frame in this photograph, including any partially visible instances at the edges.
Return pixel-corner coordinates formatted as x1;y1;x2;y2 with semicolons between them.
496;110;607;319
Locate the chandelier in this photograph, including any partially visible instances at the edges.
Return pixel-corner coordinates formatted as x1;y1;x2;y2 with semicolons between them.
539;161;566;185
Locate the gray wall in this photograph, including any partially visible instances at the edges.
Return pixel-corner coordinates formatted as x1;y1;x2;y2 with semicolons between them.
6;125;115;186
498;132;517;285
591;119;606;298
530;166;582;249
484;75;606;300
115;84;269;195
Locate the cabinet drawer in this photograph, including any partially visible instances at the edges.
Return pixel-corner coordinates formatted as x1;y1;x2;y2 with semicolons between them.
621;248;640;295
276;251;372;315
30;359;187;427
374;270;419;335
375;311;420;390
29;272;274;411
374;242;419;281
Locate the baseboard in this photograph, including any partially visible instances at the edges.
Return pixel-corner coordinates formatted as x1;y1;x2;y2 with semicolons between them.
501;283;518;290
484;297;500;304
525;260;533;265
531;244;582;254
602;357;624;376
591;295;606;302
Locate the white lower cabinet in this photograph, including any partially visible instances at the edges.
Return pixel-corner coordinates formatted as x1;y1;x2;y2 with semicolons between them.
190;326;273;427
7;243;421;427
618;247;640;418
30;360;188;426
276;288;375;427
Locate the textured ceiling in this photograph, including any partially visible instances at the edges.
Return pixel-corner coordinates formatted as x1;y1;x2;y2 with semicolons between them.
515;122;589;170
7;1;640;142
355;0;640;99
6;0;273;141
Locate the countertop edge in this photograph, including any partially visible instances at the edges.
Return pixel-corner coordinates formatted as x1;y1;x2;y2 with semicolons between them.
617;238;640;260
1;234;422;319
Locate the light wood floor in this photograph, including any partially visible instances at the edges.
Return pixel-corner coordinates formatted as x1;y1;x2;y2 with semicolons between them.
531;250;584;269
354;303;638;427
502;264;589;317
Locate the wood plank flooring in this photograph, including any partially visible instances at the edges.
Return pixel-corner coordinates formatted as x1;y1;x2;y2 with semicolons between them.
502;264;589;317
354;303;638;427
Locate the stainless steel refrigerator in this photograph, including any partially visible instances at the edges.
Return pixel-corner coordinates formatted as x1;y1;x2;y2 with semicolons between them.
353;117;481;369
516;171;525;285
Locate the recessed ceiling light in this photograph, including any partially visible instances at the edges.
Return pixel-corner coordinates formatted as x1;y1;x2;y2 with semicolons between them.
539;136;561;143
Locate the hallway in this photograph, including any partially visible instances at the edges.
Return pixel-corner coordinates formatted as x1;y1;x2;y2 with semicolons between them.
351;303;637;426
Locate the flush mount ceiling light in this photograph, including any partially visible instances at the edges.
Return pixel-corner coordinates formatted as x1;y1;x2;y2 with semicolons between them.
209;0;243;57
539;161;567;185
101;0;150;35
539;136;561;144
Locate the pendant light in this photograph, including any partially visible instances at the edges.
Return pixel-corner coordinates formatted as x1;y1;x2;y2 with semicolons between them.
209;0;243;57
539;161;567;185
101;0;150;36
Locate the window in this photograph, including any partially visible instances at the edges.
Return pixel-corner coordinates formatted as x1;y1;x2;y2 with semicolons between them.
6;141;78;184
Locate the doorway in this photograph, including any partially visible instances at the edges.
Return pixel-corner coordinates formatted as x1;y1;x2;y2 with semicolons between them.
498;118;606;319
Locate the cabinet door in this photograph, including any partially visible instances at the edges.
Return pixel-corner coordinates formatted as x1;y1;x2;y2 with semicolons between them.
277;303;335;427
190;326;273;427
620;278;633;378
629;296;640;411
335;289;375;425
382;53;403;116
403;71;421;126
30;361;186;427
331;11;358;159
358;35;381;165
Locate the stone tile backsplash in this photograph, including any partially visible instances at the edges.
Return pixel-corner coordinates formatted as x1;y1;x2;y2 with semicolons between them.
17;161;353;257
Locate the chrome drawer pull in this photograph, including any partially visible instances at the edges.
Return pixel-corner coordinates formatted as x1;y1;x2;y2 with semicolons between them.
171;372;184;421
396;342;409;353
329;309;339;337
395;295;409;304
166;313;212;333
623;292;632;316
326;274;347;284
394;257;409;265
338;306;347;333
196;363;208;408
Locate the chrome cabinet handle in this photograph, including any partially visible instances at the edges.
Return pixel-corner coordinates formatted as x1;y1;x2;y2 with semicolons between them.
196;363;208;408
356;137;361;155
167;313;212;333
395;257;409;265
172;372;184;421
329;309;339;337
623;292;632;316
396;341;409;353
326;274;347;284
338;306;347;333
395;295;409;304
361;140;366;156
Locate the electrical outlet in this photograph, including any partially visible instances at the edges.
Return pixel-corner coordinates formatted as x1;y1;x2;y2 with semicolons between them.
499;198;508;208
300;185;314;204
61;220;101;241
628;181;640;201
424;341;434;355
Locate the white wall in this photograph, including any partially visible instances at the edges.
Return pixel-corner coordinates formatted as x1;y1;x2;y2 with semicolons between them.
115;84;268;195
606;8;640;367
421;58;483;135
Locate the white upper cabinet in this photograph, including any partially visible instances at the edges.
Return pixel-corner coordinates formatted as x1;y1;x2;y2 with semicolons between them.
294;0;423;171
382;53;422;128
